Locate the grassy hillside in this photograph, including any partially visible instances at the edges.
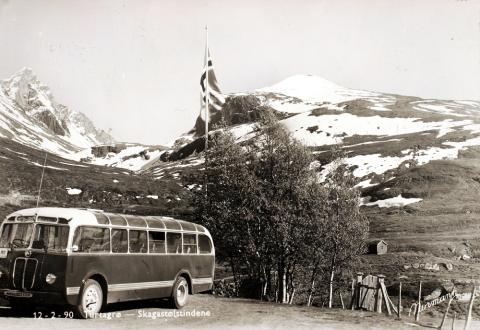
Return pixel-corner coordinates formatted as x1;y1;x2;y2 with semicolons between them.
352;149;480;318
0;138;193;221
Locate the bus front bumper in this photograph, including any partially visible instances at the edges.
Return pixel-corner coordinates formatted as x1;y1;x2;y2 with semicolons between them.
0;288;66;305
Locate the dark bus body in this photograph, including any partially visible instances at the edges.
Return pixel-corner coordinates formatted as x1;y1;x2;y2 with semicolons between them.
0;208;215;317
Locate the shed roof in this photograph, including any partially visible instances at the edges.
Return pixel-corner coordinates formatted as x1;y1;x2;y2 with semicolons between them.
367;239;388;245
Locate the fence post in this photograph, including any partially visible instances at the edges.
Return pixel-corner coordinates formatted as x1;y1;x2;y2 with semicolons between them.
439;293;454;329
355;272;363;309
350;278;355;310
376;275;384;313
397;281;402;319
378;275;391;315
415;281;422;322
464;285;476;330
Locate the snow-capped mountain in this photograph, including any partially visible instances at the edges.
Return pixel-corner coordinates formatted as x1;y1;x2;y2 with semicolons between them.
256;74;382;111
0;68;114;157
255;74;480;115
154;74;480;206
4;68;480;184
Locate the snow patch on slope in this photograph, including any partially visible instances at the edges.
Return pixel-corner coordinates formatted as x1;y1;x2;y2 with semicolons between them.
66;188;82;195
73;145;164;171
281;112;471;147
342;136;480;178
366;194;422;208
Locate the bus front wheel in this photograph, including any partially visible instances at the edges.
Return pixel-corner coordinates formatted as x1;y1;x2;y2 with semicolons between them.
171;276;189;309
75;279;104;319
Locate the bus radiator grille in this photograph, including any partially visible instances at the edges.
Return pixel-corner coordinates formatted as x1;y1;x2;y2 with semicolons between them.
13;258;38;290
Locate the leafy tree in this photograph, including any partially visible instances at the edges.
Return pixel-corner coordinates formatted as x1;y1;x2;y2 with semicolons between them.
321;149;368;307
194;112;368;305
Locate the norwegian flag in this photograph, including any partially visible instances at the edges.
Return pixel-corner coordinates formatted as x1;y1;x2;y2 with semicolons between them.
200;48;225;120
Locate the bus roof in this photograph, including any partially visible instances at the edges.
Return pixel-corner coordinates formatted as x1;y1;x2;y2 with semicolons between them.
5;207;208;234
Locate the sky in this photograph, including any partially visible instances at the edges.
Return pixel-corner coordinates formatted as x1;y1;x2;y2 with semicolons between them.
0;0;479;145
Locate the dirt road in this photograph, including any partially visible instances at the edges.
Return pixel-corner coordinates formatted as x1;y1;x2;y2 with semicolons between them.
0;294;476;329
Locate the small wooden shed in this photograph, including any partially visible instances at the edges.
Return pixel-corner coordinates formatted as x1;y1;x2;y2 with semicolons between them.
367;239;388;255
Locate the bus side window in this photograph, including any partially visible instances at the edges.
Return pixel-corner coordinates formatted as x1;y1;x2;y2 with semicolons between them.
112;229;128;253
129;230;147;253
148;231;165;253
166;232;182;254
198;235;212;254
183;234;197;254
72;227;110;253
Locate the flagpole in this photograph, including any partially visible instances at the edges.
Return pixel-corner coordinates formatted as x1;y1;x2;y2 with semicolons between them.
36;153;48;208
204;25;209;198
205;25;209;154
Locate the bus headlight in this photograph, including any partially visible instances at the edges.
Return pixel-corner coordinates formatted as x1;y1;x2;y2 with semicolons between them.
46;273;57;284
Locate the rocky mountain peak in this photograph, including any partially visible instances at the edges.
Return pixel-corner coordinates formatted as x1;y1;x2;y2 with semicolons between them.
0;68;115;156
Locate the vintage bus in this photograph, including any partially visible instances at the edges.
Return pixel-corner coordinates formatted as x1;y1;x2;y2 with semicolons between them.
0;207;215;318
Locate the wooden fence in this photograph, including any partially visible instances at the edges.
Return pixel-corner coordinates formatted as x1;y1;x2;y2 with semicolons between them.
350;273;396;315
350;272;478;330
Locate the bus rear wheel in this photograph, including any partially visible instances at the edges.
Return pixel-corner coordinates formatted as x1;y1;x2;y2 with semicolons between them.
171;276;189;309
75;279;104;319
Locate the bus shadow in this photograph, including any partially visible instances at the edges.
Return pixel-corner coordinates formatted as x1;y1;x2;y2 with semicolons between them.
0;298;175;318
105;297;174;312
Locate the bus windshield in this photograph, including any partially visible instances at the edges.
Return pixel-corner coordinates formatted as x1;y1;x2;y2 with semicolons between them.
0;223;69;251
0;223;34;248
32;224;69;252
